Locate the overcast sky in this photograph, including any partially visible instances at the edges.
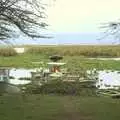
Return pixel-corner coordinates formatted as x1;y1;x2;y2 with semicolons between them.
47;0;120;33
16;0;120;44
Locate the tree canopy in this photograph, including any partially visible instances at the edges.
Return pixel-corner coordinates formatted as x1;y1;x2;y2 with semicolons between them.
0;0;49;42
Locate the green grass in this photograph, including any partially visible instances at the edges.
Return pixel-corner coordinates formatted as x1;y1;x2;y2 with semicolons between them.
0;95;120;120
0;45;120;120
0;54;120;71
0;45;120;70
0;53;48;68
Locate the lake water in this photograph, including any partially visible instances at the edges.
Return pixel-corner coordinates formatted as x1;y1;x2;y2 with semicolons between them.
0;68;119;89
0;68;36;94
8;68;37;85
96;70;120;89
89;58;120;61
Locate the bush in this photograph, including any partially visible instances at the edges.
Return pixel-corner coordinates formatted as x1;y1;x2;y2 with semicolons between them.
25;81;97;96
25;45;120;57
0;48;17;56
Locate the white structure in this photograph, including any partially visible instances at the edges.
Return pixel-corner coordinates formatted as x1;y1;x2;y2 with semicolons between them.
14;47;25;54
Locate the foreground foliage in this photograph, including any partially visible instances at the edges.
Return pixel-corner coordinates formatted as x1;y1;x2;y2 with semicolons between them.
0;0;48;40
25;80;96;96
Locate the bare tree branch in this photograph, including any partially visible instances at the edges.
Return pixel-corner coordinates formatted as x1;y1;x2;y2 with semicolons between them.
0;0;51;42
100;21;120;44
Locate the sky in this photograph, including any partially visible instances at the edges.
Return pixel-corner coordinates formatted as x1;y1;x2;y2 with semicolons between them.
47;0;120;33
15;0;120;44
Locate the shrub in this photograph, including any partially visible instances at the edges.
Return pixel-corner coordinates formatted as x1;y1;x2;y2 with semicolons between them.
19;77;31;80
0;48;17;56
25;80;97;96
26;45;120;57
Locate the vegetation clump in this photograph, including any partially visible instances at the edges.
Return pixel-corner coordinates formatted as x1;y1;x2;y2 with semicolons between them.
25;80;97;96
0;48;17;56
26;45;120;57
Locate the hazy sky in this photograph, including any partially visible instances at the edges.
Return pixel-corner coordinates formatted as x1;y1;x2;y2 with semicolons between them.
47;0;120;33
15;0;120;44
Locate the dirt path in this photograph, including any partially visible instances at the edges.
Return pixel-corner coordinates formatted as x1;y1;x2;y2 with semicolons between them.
61;96;92;120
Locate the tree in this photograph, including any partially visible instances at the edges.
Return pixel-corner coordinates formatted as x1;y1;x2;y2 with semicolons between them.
0;0;50;42
100;21;120;44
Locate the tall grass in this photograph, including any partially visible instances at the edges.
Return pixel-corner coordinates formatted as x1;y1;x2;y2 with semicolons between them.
26;45;120;57
0;47;17;56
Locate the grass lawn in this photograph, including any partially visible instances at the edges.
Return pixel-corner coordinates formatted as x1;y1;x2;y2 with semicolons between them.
0;94;120;120
0;54;120;71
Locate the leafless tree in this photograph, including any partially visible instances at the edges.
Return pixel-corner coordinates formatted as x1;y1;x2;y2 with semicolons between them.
99;21;120;44
0;0;50;42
